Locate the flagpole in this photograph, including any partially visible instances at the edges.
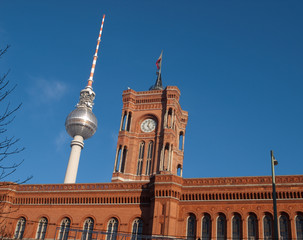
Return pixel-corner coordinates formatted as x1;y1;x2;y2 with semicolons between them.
157;50;163;83
271;150;279;240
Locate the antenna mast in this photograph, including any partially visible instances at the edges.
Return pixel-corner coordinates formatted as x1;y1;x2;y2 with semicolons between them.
87;14;106;88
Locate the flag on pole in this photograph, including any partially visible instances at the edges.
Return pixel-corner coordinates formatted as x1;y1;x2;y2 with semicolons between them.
156;51;163;70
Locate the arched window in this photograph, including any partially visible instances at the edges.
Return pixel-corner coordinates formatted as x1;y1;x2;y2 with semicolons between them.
217;214;226;240
106;218;118;240
137;142;145;175
296;213;303;239
36;217;48;240
279;214;290;239
120;147;127;173
247;213;258;240
187;214;196;240
115;146;122;172
14;217;26;239
164;143;170;171
131;218;143;240
126;112;132;131
177;164;182;176
145;141;153;175
201;214;211;240
121;112;127;131
58;218;70;240
179;131;184;151
232;214;242;240
167;108;173;128
263;214;273;240
82;218;94;240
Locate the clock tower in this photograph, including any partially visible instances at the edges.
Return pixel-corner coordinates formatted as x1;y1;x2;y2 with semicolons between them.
111;59;188;182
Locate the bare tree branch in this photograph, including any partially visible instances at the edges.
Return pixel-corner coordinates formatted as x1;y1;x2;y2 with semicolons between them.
0;45;31;236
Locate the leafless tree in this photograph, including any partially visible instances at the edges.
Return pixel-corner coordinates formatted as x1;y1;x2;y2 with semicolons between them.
0;45;31;238
0;45;24;183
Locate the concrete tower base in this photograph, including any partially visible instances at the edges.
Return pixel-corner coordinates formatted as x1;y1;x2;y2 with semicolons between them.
64;135;84;183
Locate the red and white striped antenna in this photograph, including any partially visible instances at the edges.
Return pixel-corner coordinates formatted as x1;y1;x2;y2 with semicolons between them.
87;14;106;88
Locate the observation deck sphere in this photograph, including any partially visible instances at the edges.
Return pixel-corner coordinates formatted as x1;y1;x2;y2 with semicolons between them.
65;107;97;140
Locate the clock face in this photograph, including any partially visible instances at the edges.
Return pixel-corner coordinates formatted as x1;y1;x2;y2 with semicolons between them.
141;119;156;133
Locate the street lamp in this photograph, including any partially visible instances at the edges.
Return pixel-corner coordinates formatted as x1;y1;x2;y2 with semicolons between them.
271;150;279;240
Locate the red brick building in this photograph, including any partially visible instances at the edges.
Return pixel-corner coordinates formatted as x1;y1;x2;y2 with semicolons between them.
1;85;303;240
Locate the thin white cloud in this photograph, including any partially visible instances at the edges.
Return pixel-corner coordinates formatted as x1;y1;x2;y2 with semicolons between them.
27;77;68;104
55;130;69;151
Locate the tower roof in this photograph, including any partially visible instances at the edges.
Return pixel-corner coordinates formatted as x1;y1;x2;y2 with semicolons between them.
149;73;163;90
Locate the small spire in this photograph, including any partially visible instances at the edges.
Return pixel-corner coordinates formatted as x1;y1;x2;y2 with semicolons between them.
150;51;164;90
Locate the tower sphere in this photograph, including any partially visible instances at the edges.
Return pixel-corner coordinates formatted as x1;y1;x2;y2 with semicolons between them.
65;107;97;140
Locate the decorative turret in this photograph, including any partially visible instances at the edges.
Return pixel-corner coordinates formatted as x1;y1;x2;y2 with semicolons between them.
64;15;106;184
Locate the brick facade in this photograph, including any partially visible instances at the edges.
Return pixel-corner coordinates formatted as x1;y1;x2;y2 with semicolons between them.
0;86;302;239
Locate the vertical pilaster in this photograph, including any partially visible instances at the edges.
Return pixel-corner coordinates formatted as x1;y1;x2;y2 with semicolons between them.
211;216;216;240
258;216;263;239
167;145;171;171
119;112;124;130
170;147;174;173
242;217;247;240
227;218;232;240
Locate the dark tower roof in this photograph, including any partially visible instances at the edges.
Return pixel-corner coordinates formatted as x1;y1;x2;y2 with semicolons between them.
149;72;163;90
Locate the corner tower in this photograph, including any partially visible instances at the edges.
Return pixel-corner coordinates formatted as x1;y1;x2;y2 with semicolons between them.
112;54;188;182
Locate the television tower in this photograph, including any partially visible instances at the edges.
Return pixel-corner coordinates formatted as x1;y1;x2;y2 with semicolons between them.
64;15;106;184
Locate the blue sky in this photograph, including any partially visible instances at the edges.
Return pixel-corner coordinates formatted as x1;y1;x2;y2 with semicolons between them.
1;1;302;184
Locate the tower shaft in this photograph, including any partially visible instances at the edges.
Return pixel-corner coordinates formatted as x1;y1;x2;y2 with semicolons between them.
64;135;84;183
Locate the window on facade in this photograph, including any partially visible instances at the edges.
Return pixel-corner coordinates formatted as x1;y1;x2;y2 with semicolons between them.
232;214;241;240
145;141;153;175
115;146;122;172
263;214;273;240
187;214;196;240
36;217;48;240
131;218;143;240
247;214;258;240
164;143;170;171
14;217;26;239
177;164;182;176
179;131;184;151
217;214;226;240
58;218;71;240
279;214;290;240
106;218;118;240
120;147;127;173
121;112;127;131
126;112;132;131
167;108;173;128
82;218;94;240
201;214;211;240
137;142;145;175
296;214;303;239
